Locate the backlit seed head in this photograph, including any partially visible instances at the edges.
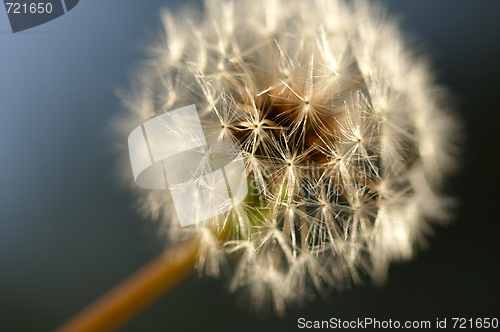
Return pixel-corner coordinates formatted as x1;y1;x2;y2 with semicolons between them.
116;0;459;316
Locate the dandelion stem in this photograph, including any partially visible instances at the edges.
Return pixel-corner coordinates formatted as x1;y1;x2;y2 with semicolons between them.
53;238;199;332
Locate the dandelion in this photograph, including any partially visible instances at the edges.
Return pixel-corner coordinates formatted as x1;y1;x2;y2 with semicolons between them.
117;0;458;317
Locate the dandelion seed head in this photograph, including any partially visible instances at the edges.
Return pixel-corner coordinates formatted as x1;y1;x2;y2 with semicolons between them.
116;0;459;315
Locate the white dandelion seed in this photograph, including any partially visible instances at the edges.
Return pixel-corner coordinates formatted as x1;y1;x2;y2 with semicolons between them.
116;0;459;316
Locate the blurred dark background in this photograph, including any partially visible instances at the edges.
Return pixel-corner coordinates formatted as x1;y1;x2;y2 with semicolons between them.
1;1;499;331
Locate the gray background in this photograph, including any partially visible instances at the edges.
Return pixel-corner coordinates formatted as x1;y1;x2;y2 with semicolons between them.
1;1;499;331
